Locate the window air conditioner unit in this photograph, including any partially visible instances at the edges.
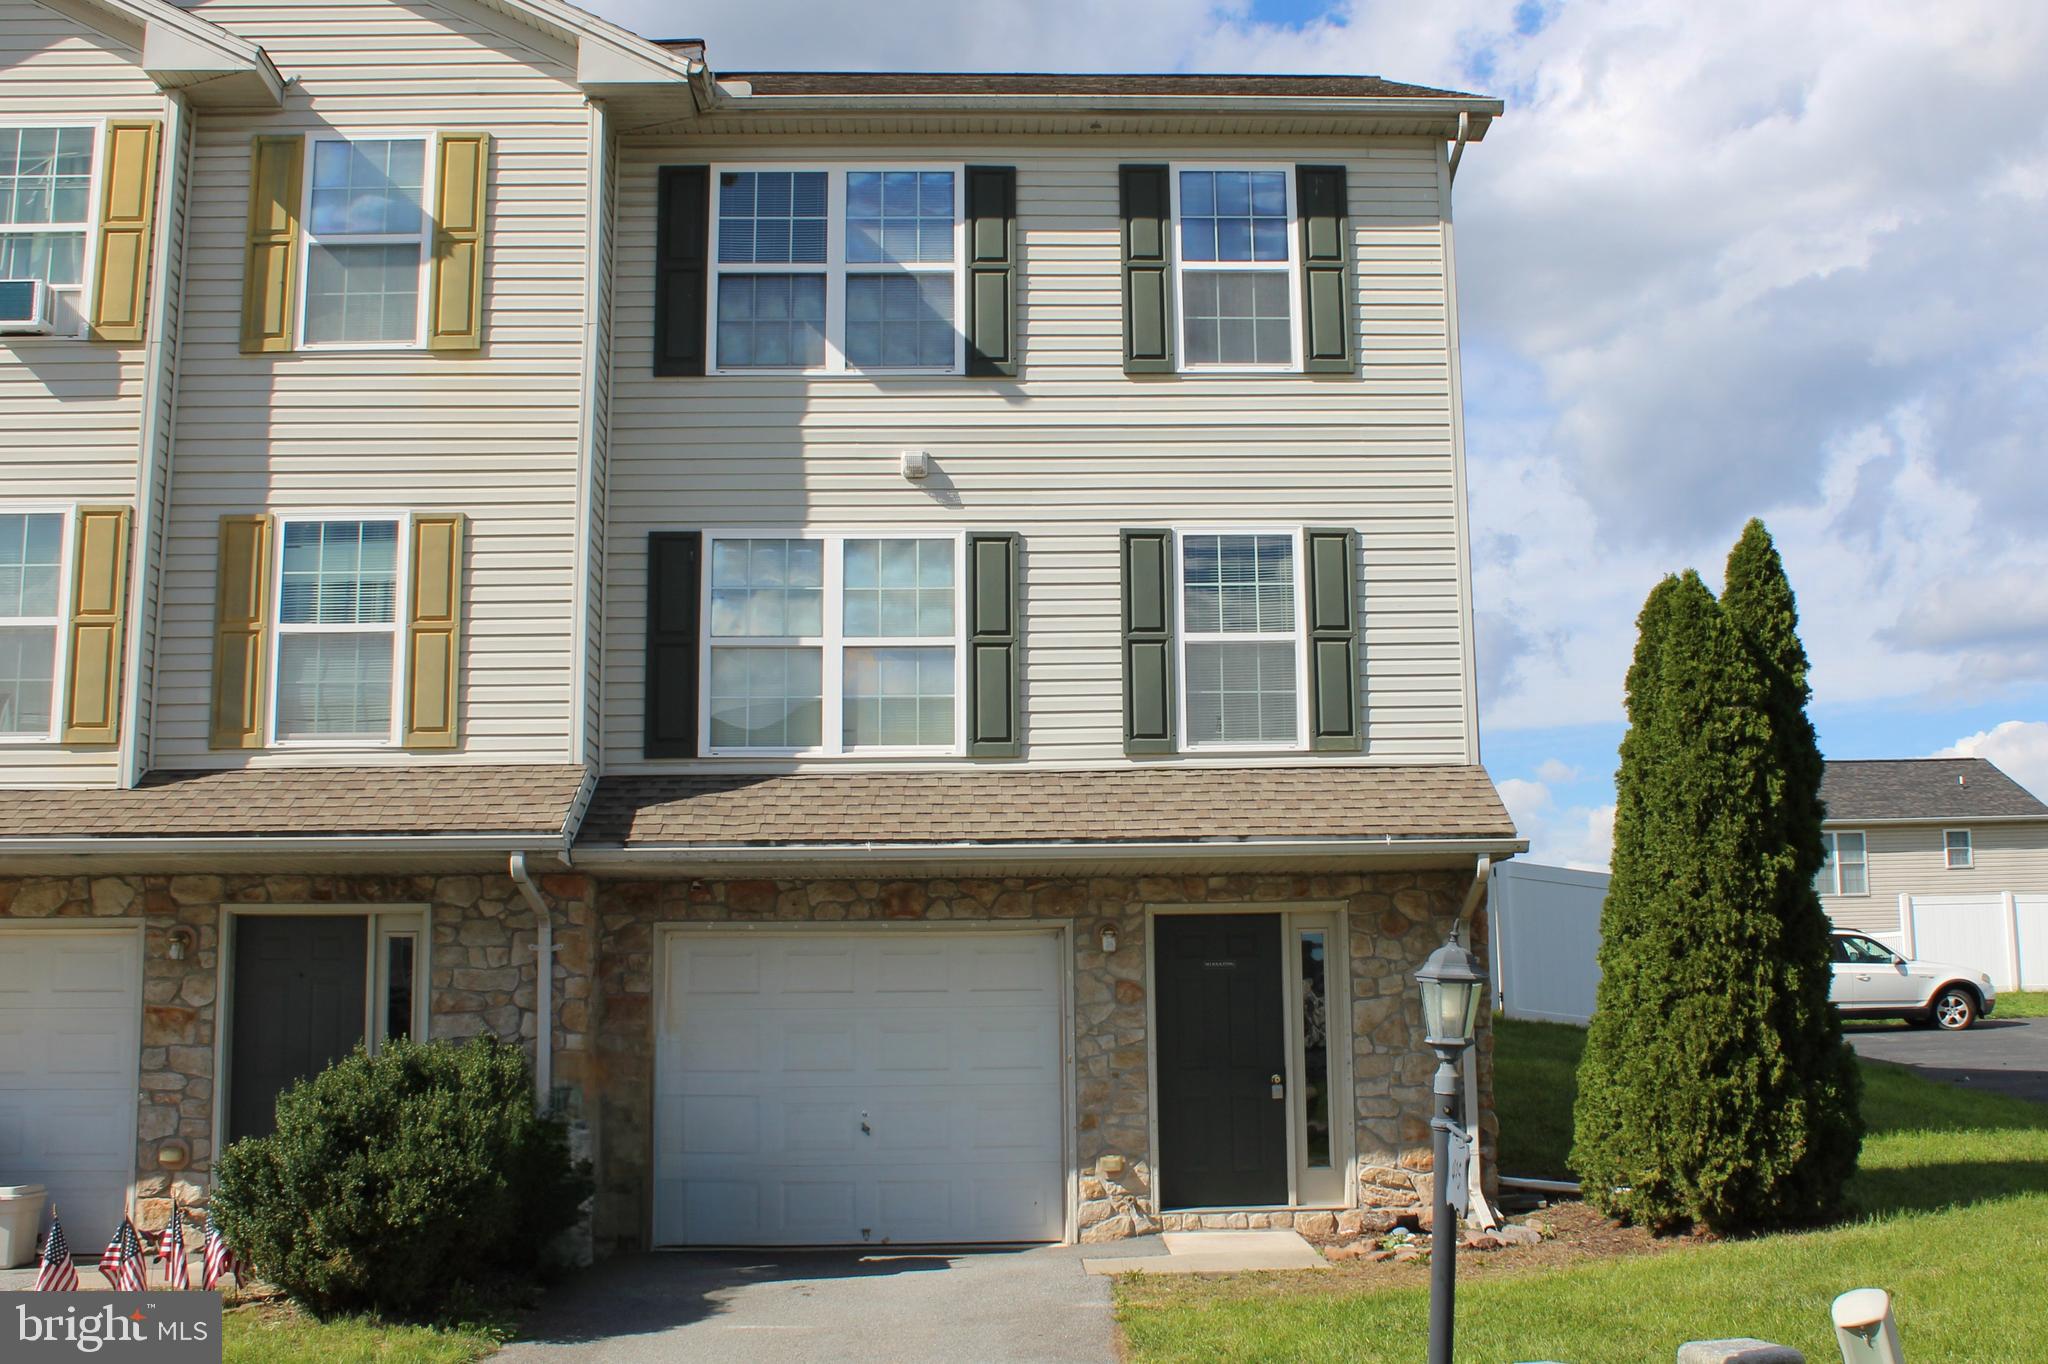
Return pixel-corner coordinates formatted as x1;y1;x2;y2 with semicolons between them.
0;280;56;336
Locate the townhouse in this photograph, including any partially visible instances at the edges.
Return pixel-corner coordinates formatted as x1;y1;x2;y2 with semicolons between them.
0;0;1519;1254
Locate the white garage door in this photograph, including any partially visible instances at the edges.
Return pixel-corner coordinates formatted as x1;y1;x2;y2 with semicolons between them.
655;930;1066;1246
0;931;140;1233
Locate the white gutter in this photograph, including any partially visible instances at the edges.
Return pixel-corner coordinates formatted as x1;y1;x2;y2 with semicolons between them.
711;94;1502;121
573;835;1527;871
0;833;562;857
121;88;188;788
1447;109;1472;183
508;853;554;1111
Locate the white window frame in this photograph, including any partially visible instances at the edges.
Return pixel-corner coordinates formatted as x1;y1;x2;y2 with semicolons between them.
0;502;75;744
705;163;967;377
294;131;436;352
1944;828;1973;870
1819;829;1869;897
1173;524;1311;754
267;511;410;748
0;118;105;342
370;915;427;1049
698;529;967;758
1169;162;1304;375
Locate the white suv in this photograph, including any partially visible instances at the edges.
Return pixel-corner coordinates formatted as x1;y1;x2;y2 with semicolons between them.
1829;930;1997;1031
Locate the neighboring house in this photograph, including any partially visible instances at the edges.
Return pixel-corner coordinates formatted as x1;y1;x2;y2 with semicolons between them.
1818;758;2048;989
0;0;1519;1255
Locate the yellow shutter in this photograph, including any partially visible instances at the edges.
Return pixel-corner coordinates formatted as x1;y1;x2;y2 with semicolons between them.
427;133;489;351
403;513;464;748
239;136;302;354
59;506;132;745
88;121;162;344
209;515;272;749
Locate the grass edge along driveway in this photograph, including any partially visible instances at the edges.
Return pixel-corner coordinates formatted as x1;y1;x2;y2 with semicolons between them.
1116;1019;2048;1363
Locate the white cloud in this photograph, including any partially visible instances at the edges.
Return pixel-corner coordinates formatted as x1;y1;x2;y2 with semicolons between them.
1498;777;1616;871
1937;721;2048;801
1534;758;1581;785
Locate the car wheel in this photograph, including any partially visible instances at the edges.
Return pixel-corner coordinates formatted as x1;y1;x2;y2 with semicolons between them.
1932;988;1977;1032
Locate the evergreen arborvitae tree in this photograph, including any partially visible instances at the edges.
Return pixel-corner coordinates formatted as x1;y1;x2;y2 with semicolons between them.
1571;563;1855;1232
1720;518;1863;1218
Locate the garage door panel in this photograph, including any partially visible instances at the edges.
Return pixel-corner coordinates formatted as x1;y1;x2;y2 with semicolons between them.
0;931;139;1236
683;943;761;994
656;930;1066;1246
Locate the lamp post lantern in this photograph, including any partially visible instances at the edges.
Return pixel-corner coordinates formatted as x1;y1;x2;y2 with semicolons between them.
1414;925;1486;1364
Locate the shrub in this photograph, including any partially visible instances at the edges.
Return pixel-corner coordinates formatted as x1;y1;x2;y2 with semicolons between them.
211;1035;588;1318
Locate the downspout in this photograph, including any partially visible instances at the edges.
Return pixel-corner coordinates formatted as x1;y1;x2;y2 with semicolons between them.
1447;109;1471;184
509;852;553;1111
1460;854;1500;1229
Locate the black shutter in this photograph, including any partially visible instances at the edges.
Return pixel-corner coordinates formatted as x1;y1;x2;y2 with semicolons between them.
1304;527;1361;751
654;165;709;377
1122;528;1175;754
644;531;702;758
1297;165;1352;374
964;166;1018;377
965;532;1022;756
1119;165;1173;374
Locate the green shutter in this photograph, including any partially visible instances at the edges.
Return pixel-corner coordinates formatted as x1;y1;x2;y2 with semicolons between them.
644;531;702;757
1119;165;1173;374
1304;527;1361;751
965;532;1022;756
1122;528;1174;754
964;165;1018;377
1297;165;1352;374
654;166;710;377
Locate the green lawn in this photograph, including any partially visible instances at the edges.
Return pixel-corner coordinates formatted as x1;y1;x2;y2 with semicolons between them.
1995;989;2048;1018
1117;1018;2048;1362
223;1303;506;1364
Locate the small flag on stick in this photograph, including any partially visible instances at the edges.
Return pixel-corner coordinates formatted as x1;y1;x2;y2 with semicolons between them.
34;1207;79;1292
159;1205;190;1290
98;1213;148;1292
201;1206;241;1291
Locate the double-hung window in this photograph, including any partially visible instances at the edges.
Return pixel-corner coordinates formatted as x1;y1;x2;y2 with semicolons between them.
711;166;964;374
301;136;430;347
1817;830;1868;896
272;517;403;743
0;510;67;739
1944;829;1972;869
703;533;962;754
1179;530;1306;749
1173;167;1300;371
0;126;95;336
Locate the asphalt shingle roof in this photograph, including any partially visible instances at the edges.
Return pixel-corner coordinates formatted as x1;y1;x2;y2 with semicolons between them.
580;765;1517;847
1820;758;2048;823
0;766;589;839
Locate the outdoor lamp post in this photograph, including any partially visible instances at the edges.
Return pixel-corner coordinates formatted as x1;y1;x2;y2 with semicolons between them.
1415;925;1487;1364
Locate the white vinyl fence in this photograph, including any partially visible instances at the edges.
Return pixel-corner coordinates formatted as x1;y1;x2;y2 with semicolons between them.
1488;861;1608;1026
1887;893;2048;992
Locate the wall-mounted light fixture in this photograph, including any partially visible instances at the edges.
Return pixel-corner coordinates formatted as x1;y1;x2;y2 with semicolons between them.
1099;922;1119;954
166;926;196;961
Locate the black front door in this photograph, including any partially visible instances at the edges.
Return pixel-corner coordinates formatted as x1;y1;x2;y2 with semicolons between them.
229;915;368;1141
1155;913;1289;1208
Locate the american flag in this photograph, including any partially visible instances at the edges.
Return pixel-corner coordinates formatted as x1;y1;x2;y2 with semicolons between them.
201;1207;241;1291
98;1216;148;1292
33;1210;79;1292
159;1206;190;1290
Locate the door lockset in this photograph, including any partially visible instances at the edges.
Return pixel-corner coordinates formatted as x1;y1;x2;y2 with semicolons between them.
1270;1073;1285;1099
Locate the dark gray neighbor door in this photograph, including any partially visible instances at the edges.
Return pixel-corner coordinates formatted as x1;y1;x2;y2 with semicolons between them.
228;915;368;1142
1154;913;1289;1209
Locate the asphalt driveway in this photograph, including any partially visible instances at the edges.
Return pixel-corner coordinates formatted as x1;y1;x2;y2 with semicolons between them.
496;1239;1147;1364
1846;1016;2048;1105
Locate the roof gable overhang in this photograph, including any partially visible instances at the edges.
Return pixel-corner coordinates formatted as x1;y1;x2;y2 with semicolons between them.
41;0;285;108
467;0;708;103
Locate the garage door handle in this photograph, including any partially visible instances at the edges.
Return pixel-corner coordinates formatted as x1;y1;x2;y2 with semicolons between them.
861;1117;872;1136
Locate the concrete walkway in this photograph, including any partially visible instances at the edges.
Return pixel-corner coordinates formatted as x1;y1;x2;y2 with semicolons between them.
498;1241;1147;1364
1082;1229;1327;1275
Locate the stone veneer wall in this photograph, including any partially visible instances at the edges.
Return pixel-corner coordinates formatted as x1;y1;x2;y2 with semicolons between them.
0;872;595;1231
588;869;1490;1251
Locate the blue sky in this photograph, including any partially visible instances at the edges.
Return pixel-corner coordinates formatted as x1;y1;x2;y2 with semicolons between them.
586;0;2048;862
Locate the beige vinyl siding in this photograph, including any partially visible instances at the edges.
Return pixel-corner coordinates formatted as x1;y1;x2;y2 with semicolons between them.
1822;820;2048;934
151;0;594;767
602;135;1470;771
0;1;165;786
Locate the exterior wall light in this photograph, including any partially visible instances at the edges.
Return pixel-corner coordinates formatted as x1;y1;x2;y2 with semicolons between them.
1414;924;1487;1364
166;926;196;961
1099;923;1119;954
